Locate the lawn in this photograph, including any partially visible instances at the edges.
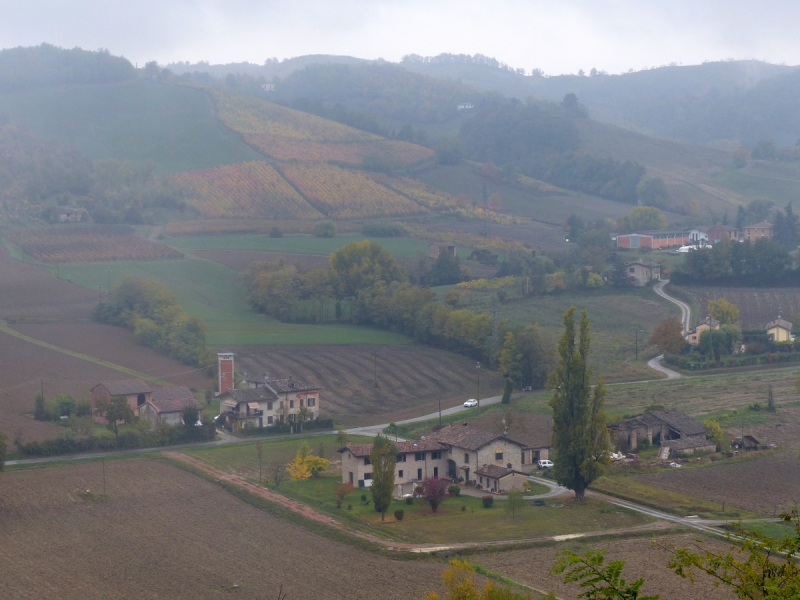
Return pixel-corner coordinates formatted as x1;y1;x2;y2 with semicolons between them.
0;80;264;174
164;233;438;260
51;258;410;346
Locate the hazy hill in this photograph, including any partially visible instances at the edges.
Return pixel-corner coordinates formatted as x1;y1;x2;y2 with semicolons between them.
166;55;369;80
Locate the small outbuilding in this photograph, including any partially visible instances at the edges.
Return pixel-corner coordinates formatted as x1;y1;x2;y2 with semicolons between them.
475;465;529;493
91;379;153;417
731;435;760;451
139;386;203;427
428;243;457;259
766;318;793;342
661;437;716;458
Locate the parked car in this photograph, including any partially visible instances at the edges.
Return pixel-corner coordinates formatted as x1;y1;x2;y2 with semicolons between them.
463;398;478;407
537;459;554;469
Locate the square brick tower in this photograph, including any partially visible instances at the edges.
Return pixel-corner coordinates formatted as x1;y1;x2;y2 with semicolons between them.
218;353;234;395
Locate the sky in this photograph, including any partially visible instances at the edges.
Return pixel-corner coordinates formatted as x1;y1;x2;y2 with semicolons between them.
2;0;799;74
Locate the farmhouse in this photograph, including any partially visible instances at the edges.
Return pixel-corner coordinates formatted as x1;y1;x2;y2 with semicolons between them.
625;261;661;286
91;379;152;417
428;243;457;259
685;316;720;345
55;206;85;223
707;225;740;244
742;221;773;242
219;376;321;430
139;386;203;427
610;409;708;453
766;317;793;342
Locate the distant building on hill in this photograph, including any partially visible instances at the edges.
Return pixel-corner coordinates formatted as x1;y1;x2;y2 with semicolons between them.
55;206;85;223
614;230;690;249
685;316;720;345
707;225;740;244
625;261;661;286
428;243;456;259
766;317;793;342
743;221;773;242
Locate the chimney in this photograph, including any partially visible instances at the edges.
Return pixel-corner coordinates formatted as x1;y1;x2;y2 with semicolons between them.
218;353;234;395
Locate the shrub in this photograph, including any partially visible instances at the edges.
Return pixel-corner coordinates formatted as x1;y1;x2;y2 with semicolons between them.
314;220;336;238
268;226;283;238
75;399;92;418
394;509;405;521
362;222;406;237
448;484;461;497
405;496;413;505
482;495;494;508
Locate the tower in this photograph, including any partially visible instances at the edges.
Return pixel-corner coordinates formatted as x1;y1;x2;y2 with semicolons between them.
218;353;234;395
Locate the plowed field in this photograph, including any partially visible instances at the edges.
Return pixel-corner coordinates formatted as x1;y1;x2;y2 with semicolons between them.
684;286;800;329
472;533;735;600
232;345;504;426
635;451;800;516
0;459;446;599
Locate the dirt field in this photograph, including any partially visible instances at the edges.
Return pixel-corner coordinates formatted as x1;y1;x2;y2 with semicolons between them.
684;286;800;329
473;533;736;599
195;248;332;271
0;245;97;322
635;451;800;516
0;459;447;599
232;344;504;426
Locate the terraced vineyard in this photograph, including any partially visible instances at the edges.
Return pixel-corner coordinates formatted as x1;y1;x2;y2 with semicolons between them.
280;163;425;218
368;174;458;209
171;161;323;219
6;227;184;263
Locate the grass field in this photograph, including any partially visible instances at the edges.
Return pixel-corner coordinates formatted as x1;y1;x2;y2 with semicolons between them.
163;232;437;260
0;80;264;174
51;257;410;346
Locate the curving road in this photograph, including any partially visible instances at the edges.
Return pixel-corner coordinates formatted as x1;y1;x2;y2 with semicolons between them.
653;279;691;333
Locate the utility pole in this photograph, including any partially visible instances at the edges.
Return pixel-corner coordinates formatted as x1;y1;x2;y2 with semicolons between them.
476;361;481;416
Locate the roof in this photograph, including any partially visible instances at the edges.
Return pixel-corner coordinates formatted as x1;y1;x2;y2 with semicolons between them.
766;318;793;331
707;224;738;231
627;261;661;268
499;413;551;449
149;386;202;413
744;221;773;229
430;422;525;451
646;409;707;437
475;465;524;479
635;229;690;236
694;316;720;329
265;378;320;394
228;388;277;403
56;206;84;214
93;379;152;396
339;439;447;458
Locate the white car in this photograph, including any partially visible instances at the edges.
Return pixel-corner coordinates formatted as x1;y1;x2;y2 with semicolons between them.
537;459;554;469
463;398;478;408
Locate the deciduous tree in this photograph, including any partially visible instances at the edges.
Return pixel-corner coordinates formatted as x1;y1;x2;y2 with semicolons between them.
551;549;658;599
649;317;686;355
369;434;397;521
422;560;533;600
702;420;725;451
421;476;448;513
548;307;610;501
708;298;740;326
95;395;135;438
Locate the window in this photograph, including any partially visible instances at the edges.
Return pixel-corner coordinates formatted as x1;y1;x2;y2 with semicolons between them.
288;413;295;422
415;452;425;461
364;473;372;480
349;472;353;484
433;467;439;478
300;399;304;407
307;397;315;407
495;448;503;461
417;468;422;480
267;401;273;411
521;451;525;464
290;400;294;409
431;451;442;460
267;416;273;425
480;477;483;484
364;457;371;466
396;454;406;462
398;470;404;478
629;267;635;273
464;453;469;464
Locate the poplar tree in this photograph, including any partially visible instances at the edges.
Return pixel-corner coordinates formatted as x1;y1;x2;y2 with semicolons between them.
548;307;610;501
369;435;397;521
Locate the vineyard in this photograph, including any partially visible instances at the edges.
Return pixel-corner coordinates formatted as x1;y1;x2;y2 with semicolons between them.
170;161;323;219
211;89;432;167
685;286;800;329
162;219;360;236
368;174;458;209
6;226;184;263
280;163;426;219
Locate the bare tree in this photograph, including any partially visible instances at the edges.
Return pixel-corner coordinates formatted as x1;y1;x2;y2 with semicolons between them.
269;460;286;488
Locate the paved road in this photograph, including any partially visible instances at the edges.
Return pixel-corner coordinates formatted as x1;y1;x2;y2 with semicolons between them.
654;279;691;333
647;354;682;379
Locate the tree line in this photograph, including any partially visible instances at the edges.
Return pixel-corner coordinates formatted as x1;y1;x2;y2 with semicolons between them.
243;240;555;387
93;276;211;367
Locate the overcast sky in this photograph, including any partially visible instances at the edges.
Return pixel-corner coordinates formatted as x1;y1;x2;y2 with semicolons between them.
2;0;799;74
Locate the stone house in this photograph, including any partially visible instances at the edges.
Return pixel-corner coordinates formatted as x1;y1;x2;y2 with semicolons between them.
91;379;153;417
766;318;793;342
685;316;720;345
610;409;708;453
139;386;203;427
625;261;661;286
661;437;716;458
474;465;529;493
428;243;457;259
219;377;320;430
742;221;773;242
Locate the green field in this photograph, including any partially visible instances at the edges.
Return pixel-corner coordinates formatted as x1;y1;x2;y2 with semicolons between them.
52;258;410;346
164;233;436;259
0;80;264;174
715;161;800;202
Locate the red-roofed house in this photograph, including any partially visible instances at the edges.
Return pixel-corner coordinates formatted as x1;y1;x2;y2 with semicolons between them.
140;386;204;427
91;379;153;416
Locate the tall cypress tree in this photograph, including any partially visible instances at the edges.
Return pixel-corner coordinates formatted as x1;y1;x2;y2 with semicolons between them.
369;434;397;521
548;307;610;501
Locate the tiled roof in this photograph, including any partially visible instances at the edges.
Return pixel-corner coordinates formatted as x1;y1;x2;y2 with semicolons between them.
149;386;202;413
647;409;707;437
95;379;152;396
266;378;320;394
339;439;447;458
475;464;520;478
430;423;525;451
744;221;773;229
503;414;552;449
229;388;277;403
766;318;792;331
